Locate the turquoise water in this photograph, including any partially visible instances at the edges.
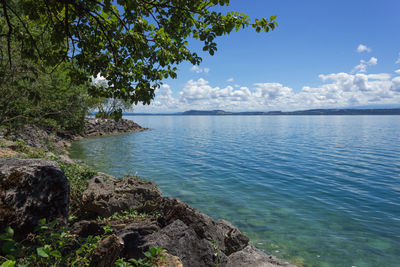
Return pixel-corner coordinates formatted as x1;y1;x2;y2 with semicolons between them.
69;116;400;267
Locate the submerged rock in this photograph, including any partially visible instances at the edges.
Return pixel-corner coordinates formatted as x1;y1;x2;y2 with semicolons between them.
0;159;69;239
227;244;296;267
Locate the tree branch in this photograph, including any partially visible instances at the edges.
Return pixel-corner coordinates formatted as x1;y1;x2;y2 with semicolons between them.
1;0;12;68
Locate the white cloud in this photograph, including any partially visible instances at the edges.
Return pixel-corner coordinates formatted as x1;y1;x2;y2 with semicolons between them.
133;70;400;112
357;44;371;53
352;57;378;73
132;55;400;113
396;53;400;64
91;73;108;88
391;77;400;92
227;77;234;82
190;66;210;74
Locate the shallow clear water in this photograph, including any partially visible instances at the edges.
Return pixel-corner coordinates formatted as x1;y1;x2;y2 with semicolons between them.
69;116;400;267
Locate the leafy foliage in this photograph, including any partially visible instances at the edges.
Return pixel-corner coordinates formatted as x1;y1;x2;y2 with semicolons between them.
0;17;91;132
0;220;166;267
58;161;97;216
0;219;103;267
115;247;166;267
96;208;151;223
1;0;277;106
91;97;132;122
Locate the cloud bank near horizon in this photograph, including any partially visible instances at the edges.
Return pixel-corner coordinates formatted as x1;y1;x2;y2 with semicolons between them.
132;47;400;112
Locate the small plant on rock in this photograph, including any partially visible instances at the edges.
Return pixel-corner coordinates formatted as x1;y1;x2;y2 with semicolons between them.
97;208;151;224
114;247;166;267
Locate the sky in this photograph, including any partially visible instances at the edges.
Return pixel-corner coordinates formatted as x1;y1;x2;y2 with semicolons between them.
128;0;400;112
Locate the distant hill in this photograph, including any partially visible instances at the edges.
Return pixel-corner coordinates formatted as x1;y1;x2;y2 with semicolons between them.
180;108;400;115
124;108;400;116
182;110;233;115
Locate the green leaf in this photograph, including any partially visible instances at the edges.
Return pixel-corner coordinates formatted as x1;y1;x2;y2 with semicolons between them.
2;241;16;255
5;227;14;237
270;15;277;21
50;250;62;258
0;260;15;267
37;247;49;258
149;247;157;256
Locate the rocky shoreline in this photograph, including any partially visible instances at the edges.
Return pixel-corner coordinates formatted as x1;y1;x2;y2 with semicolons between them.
76;118;147;138
0;118;294;267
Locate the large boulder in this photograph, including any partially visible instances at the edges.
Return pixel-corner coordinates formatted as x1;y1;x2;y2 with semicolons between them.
81;175;162;219
141;219;222;267
157;197;249;256
0;159;69;239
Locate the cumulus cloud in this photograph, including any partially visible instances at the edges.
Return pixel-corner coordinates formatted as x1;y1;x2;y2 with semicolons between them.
91;73;108;88
357;44;371;53
396;53;400;64
133;54;400;113
190;66;210;74
133;71;400;113
352;57;378;73
391;77;400;92
227;77;234;82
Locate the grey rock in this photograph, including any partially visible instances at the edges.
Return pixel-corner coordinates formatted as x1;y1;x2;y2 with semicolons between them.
141;219;218;267
157;197;249;256
81;175;162;219
0;159;69;239
117;220;160;259
226;244;295;267
71;220;104;238
83;118;145;137
216;219;249;256
89;234;124;267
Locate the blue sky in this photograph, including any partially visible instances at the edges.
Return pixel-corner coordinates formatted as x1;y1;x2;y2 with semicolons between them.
130;0;400;112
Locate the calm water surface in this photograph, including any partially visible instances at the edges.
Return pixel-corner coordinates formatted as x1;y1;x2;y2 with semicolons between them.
69;116;400;267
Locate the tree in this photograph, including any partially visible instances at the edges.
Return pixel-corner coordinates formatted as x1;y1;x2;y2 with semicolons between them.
90;97;132;121
0;0;277;107
0;17;91;133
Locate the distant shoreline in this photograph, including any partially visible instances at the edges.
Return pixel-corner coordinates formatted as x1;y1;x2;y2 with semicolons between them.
123;108;400;116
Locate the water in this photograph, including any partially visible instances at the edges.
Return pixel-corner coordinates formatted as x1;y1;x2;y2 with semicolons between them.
69;116;400;267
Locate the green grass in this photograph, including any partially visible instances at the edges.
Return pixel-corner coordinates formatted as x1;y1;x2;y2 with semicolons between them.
96;208;152;224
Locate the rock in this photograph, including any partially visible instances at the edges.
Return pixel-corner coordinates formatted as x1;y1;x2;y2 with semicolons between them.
117;220;160;259
83;118;145;137
227;244;296;267
156;252;183;267
58;154;75;164
0;148;19;158
0;159;69;239
141;219;219;267
71;220;104;238
89;234;124;267
157;197;249;256
81;175;162;219
216;219;249;256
